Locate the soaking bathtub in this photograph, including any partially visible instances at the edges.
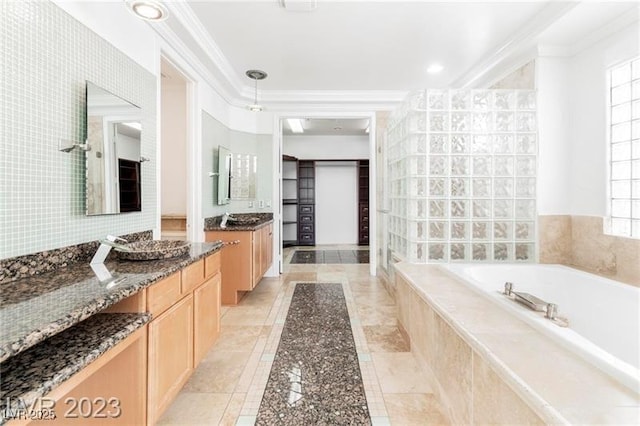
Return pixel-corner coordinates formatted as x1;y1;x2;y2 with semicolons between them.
444;263;640;392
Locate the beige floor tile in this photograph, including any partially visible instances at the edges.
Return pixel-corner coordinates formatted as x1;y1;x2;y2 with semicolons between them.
156;392;232;425
185;350;253;393
384;393;449;426
352;289;396;306
162;248;449;425
219;392;247;426
221;306;271;325
363;325;410;352
212;325;264;352
283;272;318;283
372;352;433;394
349;279;388;294
357;304;398;326
284;264;319;273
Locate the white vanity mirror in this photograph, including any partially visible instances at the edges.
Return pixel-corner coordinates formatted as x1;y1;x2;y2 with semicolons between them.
86;81;142;215
217;145;232;205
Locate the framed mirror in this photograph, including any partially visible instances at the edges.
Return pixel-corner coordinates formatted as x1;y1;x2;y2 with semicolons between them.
217;145;232;205
86;81;142;215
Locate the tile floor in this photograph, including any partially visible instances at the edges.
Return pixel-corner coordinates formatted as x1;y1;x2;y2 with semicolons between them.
158;245;449;425
289;249;370;264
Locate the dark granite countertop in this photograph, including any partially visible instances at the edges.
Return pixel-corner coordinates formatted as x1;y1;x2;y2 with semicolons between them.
0;313;150;425
0;242;222;363
204;212;273;231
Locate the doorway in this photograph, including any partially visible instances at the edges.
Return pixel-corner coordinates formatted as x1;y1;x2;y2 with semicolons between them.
277;116;376;274
160;58;189;240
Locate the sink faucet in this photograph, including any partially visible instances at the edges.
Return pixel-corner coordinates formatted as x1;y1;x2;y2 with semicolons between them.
220;212;234;229
90;235;130;265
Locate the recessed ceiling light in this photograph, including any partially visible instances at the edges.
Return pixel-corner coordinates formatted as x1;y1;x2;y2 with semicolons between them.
287;118;304;134
126;0;168;22
427;64;444;74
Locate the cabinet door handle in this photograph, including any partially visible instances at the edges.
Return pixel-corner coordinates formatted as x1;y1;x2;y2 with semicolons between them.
223;240;241;246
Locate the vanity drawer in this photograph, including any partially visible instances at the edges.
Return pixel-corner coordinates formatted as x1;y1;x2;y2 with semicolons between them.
299;233;314;243
205;251;221;278
299;214;314;223
299;204;314;214
181;259;205;294
147;272;182;317
299;223;314;233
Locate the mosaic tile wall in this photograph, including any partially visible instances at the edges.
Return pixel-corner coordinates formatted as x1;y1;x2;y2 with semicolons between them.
0;1;156;259
387;90;537;262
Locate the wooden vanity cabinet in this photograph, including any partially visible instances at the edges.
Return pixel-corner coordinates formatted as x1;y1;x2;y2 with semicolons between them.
22;328;148;426
205;224;273;305
193;272;221;366
146;253;221;425
17;251;222;426
147;294;193;425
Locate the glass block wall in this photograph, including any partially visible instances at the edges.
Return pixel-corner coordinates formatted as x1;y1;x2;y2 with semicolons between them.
387;89;537;263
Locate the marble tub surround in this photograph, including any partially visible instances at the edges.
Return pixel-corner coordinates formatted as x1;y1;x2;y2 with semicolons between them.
0;313;150;422
0;230;153;284
394;262;640;425
538;215;572;264
0;242;222;362
539;215;640;286
256;283;370;425
204;212;273;231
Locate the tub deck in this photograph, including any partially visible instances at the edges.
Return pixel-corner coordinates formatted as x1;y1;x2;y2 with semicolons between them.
393;262;640;425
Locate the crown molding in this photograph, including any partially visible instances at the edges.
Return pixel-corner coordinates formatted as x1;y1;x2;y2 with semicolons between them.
163;0;245;95
152;1;406;111
153;20;238;105
227;89;406;112
450;1;578;89
566;6;639;58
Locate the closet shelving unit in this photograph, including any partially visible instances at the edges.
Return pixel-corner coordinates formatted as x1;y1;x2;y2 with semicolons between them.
282;155;299;247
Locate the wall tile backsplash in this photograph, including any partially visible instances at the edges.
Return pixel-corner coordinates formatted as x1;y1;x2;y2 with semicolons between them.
539;215;640;287
0;1;156;259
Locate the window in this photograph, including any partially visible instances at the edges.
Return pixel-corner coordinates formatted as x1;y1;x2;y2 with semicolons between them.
608;57;640;238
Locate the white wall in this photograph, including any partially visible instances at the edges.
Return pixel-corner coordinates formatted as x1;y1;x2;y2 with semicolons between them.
116;133;141;162
536;56;572;215
535;21;638;217
316;162;359;245
161;83;187;216
284;135;369;159
567;22;638;216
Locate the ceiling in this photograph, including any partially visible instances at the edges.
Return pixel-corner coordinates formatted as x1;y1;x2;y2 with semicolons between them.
158;1;639;107
186;0;549;91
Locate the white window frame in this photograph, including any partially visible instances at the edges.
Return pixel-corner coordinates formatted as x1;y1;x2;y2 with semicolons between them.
607;56;640;239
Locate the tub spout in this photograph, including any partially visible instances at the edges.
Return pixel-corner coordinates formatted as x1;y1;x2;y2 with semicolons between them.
545;303;558;320
504;281;514;296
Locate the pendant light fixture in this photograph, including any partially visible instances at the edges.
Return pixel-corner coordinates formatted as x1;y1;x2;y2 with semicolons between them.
245;70;268;112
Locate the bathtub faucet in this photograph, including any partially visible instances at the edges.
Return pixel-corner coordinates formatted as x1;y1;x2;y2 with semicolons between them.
504;282;514;296
545;303;558;320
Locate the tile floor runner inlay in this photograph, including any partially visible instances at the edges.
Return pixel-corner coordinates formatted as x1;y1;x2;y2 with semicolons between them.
256;283;371;425
290;250;370;264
